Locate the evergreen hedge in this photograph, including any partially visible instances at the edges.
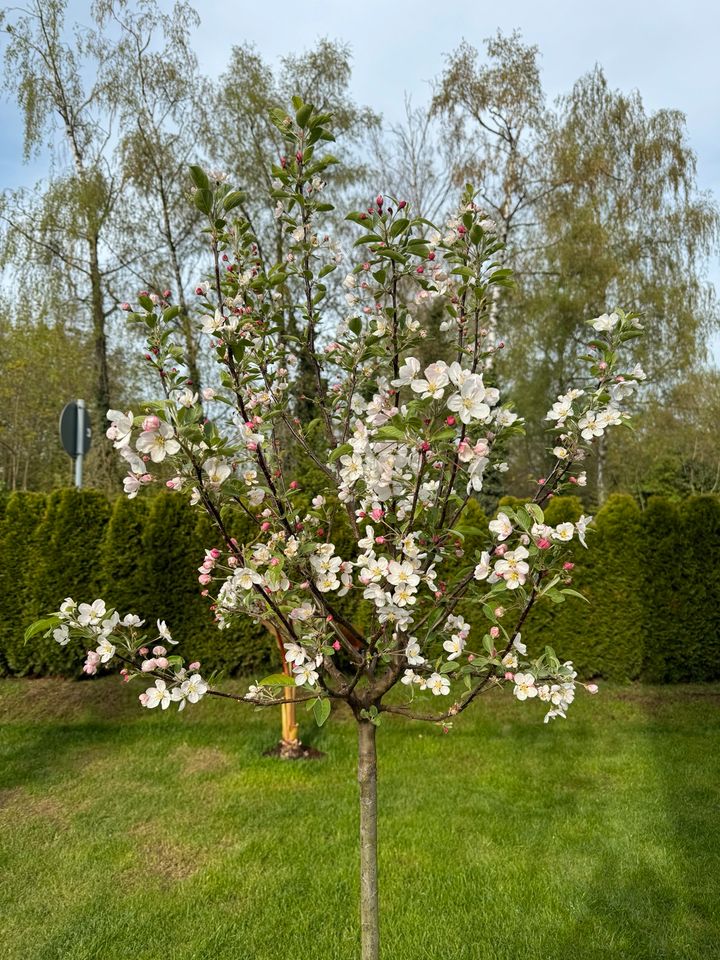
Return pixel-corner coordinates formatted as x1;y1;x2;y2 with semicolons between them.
0;488;718;682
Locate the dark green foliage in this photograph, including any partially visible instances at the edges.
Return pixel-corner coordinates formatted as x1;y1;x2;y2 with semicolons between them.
20;488;110;675
100;497;149;615
2;489;720;681
642;496;720;682
676;497;720;681
525;494;645;680
0;492;47;675
641;497;682;682
544;495;584;525
137;492;273;676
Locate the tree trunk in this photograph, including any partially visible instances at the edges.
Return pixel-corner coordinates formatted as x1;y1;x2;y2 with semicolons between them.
357;719;379;960
88;229;116;486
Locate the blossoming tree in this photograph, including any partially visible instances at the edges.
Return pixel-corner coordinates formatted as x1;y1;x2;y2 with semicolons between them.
28;98;646;960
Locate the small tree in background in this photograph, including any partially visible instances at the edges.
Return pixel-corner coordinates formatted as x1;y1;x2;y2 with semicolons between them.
28;100;646;960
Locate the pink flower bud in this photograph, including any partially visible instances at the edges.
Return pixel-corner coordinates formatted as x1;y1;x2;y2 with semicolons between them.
370;508;384;521
446;416;456;426
163;289;171;299
141;659;156;672
428;251;435;260
332;640;341;651
261;521;271;532
289;480;299;490
494;544;507;557
416;266;424;274
300;580;309;589
195;286;204;295
143;415;160;431
537;538;551;550
376;195;383;207
375;536;386;544
490;626;500;639
397;200;407;209
270;557;280;566
504;671;514;680
210;548;221;559
139;647;149;656
198;573;212;585
155;657;169;670
563;562;575;571
189;661;201;671
587;683;599;694
139;693;149;706
326;615;334;622
120;302;131;311
152;646;167;656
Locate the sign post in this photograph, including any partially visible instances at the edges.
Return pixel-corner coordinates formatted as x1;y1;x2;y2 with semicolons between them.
59;400;92;488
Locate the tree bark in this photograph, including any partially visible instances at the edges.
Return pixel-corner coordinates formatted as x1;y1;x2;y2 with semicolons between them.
357;719;379;960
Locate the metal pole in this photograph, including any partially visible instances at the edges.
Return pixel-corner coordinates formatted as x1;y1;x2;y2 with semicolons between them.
74;398;84;488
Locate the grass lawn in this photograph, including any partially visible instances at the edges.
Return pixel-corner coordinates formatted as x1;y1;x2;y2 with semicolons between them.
1;678;719;959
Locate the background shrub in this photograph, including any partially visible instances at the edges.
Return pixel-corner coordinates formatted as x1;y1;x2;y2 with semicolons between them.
1;487;718;682
0;492;47;675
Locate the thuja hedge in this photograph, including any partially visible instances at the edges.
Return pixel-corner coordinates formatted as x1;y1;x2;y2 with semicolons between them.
0;489;718;681
0;489;275;678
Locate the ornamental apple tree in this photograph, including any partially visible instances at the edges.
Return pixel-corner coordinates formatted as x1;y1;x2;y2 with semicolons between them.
28;98;646;960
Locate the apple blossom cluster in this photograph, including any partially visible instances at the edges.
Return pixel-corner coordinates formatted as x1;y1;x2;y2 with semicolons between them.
30;99;647;729
31;598;209;712
542;310;647;492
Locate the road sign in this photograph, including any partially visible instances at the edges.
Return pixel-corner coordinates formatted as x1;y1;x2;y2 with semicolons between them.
59;400;92;487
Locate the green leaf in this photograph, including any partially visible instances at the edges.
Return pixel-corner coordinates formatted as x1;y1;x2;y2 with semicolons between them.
313;697;331;727
439;661;459;674
223;190;246;212
348;316;362;336
374;424;406;442
345;211;373;225
389;217;410;238
259;673;296;687
525;502;544;524
162;304;180;323
561;588;590;603
295;103;313;127
193;188;213;215
24;616;61;645
328;442;352;463
189;165;209;190
377;248;407;264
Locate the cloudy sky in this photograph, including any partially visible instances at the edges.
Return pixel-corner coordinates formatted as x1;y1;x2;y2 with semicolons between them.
2;0;719;354
4;0;720;193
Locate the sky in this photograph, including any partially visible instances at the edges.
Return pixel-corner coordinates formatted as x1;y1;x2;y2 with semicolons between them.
1;0;719;355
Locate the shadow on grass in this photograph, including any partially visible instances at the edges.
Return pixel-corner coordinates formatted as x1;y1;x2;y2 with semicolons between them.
541;688;720;960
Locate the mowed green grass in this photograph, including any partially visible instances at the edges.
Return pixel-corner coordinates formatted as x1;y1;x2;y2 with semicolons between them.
1;679;719;960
